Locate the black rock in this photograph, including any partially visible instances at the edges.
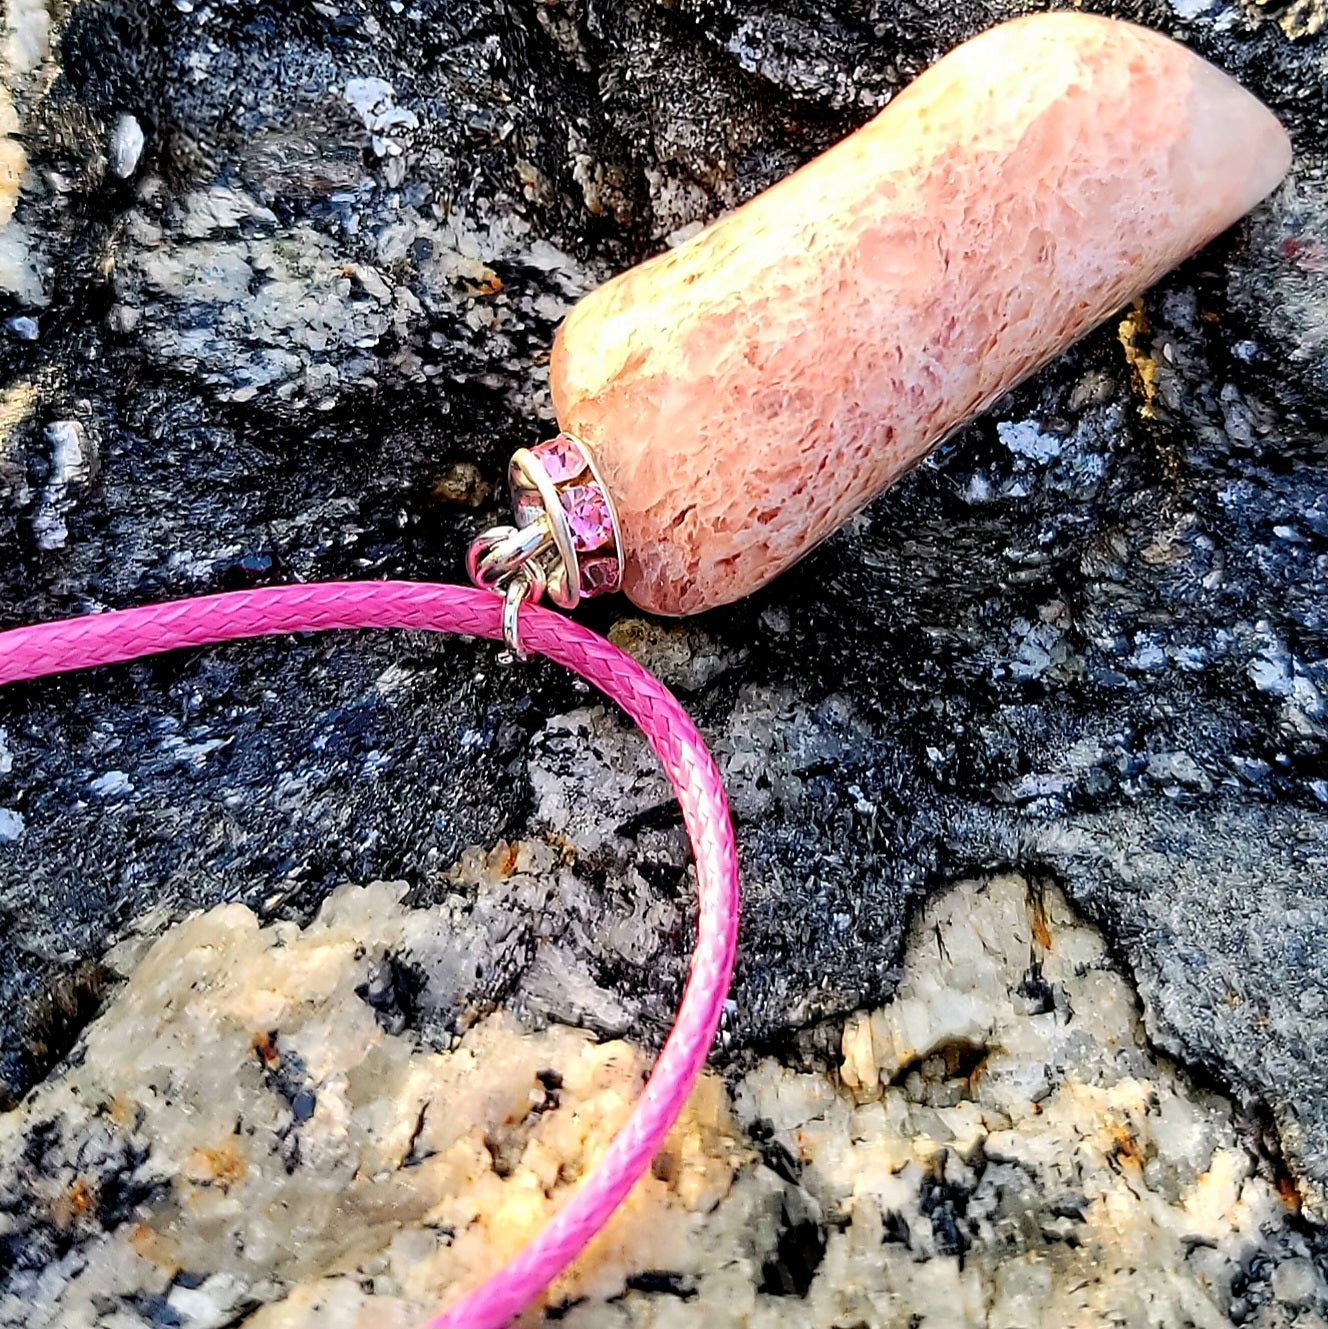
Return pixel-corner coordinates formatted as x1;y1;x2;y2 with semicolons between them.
0;0;1325;1227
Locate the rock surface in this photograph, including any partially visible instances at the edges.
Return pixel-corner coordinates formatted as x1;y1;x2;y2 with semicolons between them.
0;0;1326;1303
5;874;1328;1328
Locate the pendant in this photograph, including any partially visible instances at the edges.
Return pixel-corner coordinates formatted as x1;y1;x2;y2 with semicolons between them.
470;12;1289;618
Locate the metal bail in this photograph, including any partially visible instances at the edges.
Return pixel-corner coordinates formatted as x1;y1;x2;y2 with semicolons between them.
466;517;553;593
465;433;624;615
502;574;533;659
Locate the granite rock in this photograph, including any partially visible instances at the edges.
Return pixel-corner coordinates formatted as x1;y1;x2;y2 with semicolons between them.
3;874;1326;1328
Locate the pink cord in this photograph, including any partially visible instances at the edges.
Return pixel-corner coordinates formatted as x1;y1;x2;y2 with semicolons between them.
0;581;741;1329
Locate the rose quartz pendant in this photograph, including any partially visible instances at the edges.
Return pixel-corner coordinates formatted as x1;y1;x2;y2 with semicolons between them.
533;13;1290;616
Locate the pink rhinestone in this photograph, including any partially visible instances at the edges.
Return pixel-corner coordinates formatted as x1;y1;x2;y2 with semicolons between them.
530;434;588;484
579;556;621;596
559;484;614;551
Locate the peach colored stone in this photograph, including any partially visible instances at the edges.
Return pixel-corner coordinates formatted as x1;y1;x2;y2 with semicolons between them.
549;13;1291;616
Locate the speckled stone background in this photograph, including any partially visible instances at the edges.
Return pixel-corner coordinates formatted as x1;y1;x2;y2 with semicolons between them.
0;0;1326;1268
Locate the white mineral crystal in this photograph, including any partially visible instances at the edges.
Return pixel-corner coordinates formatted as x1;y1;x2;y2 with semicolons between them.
1;872;1323;1328
344;77;418;160
109;114;145;179
89;770;133;798
31;419;94;550
997;417;1064;463
0;807;23;843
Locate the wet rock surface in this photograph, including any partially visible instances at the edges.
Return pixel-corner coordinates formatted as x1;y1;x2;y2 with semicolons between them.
0;0;1325;1288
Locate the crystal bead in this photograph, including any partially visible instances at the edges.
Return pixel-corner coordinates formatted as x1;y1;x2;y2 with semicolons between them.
559;485;614;551
530;434;588;484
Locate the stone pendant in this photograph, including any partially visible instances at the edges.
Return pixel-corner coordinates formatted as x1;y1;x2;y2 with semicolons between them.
480;12;1291;617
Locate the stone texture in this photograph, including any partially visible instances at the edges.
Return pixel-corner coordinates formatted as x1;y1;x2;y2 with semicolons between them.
5;873;1327;1328
0;0;1326;1305
0;872;741;1328
551;13;1290;615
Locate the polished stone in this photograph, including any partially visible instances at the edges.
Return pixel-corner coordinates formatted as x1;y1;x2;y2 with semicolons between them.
551;14;1291;614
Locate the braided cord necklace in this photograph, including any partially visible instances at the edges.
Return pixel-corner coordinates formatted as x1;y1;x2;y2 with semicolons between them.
0;582;740;1329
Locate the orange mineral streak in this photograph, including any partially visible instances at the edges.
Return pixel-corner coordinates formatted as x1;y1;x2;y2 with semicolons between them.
549;14;1291;615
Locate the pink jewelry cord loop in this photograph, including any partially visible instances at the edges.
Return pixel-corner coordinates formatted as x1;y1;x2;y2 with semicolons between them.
0;581;741;1329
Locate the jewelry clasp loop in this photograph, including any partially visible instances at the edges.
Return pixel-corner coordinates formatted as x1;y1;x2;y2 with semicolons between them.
464;433;623;624
501;572;536;659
